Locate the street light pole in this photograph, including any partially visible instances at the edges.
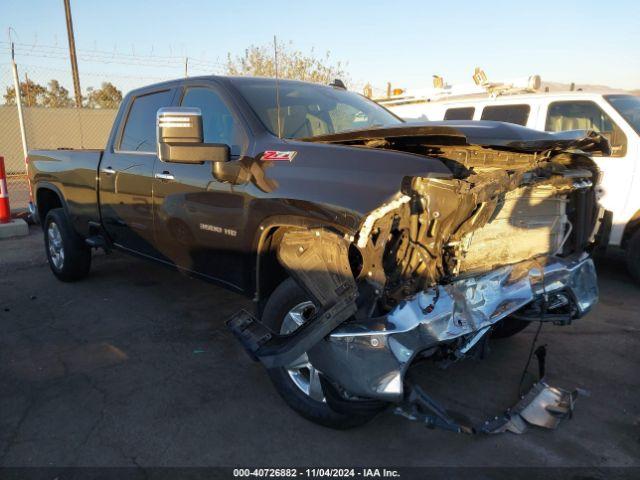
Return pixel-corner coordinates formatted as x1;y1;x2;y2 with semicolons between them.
63;0;82;108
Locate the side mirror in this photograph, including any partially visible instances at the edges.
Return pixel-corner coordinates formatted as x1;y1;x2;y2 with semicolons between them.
157;107;230;163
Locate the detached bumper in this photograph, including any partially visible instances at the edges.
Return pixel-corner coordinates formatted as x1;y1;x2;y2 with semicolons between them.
308;254;598;402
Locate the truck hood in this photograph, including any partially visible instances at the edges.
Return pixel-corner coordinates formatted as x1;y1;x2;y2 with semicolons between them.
303;120;611;155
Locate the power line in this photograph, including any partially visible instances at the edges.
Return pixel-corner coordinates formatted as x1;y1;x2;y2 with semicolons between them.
0;41;224;70
7;63;174;82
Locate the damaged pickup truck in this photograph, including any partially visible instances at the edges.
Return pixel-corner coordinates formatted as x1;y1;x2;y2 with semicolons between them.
28;76;604;434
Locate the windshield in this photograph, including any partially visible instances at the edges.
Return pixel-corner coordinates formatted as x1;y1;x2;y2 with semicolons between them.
232;79;402;139
605;95;640;135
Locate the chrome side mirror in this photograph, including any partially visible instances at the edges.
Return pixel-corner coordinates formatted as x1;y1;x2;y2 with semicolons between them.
157;107;229;163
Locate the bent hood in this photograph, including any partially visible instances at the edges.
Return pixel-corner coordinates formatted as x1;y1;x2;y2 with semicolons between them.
302;120;611;156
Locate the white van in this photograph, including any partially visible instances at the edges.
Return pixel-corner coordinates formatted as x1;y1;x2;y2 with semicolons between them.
380;91;640;281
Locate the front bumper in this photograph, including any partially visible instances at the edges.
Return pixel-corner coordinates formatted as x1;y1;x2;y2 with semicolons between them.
308;254;598;402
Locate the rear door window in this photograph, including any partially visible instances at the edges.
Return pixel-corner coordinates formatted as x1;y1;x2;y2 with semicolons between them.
480;104;530;126
119;90;173;152
444;107;475;120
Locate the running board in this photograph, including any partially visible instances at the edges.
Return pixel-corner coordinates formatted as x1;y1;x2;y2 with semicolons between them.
85;235;109;250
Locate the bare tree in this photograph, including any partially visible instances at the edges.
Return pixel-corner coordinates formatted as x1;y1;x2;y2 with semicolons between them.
225;41;349;85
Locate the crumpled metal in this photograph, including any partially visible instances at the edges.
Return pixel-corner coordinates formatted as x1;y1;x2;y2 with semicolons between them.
308;254;598;401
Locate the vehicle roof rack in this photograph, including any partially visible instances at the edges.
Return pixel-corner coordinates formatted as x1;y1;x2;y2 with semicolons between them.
375;69;542;105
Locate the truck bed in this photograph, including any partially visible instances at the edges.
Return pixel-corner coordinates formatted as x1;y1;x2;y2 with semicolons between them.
28;149;103;236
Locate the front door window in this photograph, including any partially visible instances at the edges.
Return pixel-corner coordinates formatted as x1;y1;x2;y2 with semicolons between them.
545;101;627;156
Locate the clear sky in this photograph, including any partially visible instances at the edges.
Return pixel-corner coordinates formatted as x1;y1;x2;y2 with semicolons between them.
1;0;639;94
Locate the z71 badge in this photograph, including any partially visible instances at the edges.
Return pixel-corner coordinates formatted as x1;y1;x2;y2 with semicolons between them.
261;150;297;162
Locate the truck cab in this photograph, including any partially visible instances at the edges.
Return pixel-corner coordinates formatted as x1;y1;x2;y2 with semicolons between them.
380;90;640;281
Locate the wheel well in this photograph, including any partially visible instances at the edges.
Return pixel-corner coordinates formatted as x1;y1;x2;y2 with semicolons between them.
256;225;362;317
36;188;63;222
256;227;290;316
622;210;640;249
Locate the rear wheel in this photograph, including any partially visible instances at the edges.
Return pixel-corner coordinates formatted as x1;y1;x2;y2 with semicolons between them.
262;278;384;429
626;229;640;284
44;208;91;282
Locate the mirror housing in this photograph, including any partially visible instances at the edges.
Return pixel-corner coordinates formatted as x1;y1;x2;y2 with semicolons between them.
211;160;250;184
157;107;230;163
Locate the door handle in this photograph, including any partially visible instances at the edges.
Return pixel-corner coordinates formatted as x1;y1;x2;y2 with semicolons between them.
155;171;175;181
101;167;116;175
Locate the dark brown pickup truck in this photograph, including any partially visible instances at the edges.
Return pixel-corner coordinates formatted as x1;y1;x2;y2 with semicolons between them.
28;76;605;433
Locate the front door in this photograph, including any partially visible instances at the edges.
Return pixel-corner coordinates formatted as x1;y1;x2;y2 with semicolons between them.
544;100;634;245
99;89;175;257
152;85;249;289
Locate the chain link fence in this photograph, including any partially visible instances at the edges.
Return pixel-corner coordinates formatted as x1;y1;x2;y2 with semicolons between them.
0;42;222;212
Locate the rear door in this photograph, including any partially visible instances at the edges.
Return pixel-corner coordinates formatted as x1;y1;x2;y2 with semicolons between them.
152;83;249;289
99;88;176;257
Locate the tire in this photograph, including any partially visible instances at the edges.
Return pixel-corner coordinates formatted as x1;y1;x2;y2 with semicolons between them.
626;229;640;284
43;208;91;282
491;315;530;339
262;277;384;429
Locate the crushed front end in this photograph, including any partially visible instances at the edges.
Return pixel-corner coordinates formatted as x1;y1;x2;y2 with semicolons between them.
228;125;605;433
308;254;597;403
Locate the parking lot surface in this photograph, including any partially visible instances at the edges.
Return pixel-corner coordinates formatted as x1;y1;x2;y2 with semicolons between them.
1;227;639;468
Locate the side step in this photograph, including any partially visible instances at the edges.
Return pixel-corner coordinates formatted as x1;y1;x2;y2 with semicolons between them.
85;234;109;251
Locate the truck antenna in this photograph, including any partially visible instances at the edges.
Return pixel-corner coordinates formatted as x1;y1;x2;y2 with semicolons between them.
274;35;282;139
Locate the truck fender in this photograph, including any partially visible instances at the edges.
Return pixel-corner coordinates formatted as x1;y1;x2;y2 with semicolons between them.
34;181;69;224
253;216;355;308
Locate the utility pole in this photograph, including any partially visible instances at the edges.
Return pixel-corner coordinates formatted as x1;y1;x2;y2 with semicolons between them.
63;0;82;108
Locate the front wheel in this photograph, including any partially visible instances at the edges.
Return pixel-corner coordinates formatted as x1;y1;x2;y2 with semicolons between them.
44;208;91;282
261;278;384;429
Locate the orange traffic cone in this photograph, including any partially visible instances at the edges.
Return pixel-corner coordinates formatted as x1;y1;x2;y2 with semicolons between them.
0;156;11;224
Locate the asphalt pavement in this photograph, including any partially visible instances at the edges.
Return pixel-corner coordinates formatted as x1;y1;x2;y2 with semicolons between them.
1;226;639;468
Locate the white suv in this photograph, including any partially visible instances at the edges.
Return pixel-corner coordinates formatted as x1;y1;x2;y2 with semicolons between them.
381;91;640;282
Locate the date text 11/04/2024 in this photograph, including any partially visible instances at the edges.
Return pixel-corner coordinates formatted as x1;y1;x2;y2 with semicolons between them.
232;468;400;477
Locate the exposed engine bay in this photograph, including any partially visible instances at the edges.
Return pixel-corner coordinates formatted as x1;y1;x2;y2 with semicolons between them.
352;146;601;307
228;125;605;434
